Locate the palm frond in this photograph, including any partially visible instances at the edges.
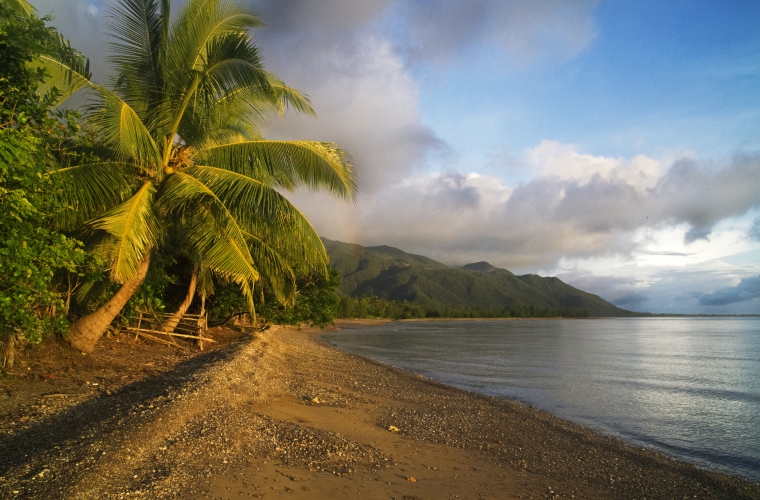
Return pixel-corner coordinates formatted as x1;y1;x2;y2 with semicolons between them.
178;31;275;143
265;72;316;117
48;161;139;231
199;31;270;97
176;166;329;276
91;181;160;282
107;0;165;113
156;172;260;284
167;0;264;75
242;233;296;304
87;86;162;172
198;140;357;200
33;35;92;105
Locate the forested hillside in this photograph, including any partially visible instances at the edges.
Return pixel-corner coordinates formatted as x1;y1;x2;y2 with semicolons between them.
323;239;636;317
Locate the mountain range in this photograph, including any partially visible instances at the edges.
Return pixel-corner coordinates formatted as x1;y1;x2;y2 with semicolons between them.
323;238;636;317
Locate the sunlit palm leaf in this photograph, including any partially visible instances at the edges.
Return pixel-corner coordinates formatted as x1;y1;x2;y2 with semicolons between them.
49;161;138;231
33;35;92;105
167;0;264;75
265;73;315;117
183;166;329;276
88;86;163;171
198;140;357;200
107;0;165;114
242;234;297;303
91;182;160;282
156;171;260;284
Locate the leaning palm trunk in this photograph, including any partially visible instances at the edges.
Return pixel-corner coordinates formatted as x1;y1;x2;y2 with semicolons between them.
67;254;151;353
162;271;197;333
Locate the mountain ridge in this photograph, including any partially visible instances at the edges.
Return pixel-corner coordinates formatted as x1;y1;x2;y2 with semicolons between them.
322;238;637;317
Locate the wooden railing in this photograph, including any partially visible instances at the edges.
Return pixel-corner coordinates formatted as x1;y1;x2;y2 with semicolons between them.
124;309;214;351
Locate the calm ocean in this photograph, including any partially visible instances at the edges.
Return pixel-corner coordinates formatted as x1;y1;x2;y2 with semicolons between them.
321;317;760;482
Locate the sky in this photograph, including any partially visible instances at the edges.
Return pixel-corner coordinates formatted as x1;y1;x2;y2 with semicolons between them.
30;0;760;314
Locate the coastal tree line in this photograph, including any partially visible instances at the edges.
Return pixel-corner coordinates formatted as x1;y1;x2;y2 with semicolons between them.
336;295;589;319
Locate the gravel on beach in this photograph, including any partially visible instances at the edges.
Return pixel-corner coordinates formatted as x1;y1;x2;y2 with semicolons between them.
0;324;758;500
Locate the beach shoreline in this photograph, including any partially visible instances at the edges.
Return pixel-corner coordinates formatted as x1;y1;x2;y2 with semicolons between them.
1;325;758;499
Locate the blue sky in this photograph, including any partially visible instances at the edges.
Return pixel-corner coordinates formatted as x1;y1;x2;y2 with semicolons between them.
30;0;760;314
417;0;760;178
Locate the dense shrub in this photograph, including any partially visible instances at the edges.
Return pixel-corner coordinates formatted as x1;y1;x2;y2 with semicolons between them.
0;6;86;366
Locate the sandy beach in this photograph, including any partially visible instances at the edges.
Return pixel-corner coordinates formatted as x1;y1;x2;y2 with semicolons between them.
1;323;759;499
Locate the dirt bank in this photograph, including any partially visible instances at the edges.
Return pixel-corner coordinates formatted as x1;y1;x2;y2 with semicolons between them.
1;326;758;499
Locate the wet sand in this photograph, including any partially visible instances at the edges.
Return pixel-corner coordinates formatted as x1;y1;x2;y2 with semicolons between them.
1;325;758;499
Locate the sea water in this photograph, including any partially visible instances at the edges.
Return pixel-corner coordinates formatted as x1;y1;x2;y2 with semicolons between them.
321;317;760;482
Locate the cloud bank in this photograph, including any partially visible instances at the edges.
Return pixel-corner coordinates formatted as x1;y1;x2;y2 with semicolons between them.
699;275;760;306
295;143;760;271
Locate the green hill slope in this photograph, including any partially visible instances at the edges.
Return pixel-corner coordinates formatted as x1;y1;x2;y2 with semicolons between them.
323;238;636;317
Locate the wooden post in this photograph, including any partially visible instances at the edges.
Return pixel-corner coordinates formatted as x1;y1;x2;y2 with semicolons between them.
135;311;143;341
198;295;207;351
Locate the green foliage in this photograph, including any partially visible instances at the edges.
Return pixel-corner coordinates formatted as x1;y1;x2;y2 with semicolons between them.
0;3;48;127
0;6;96;359
207;268;341;328
73;251;178;324
258;269;340;328
0;129;84;345
207;282;247;326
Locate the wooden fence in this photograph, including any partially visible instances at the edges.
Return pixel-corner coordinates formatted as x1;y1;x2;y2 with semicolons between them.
124;309;214;350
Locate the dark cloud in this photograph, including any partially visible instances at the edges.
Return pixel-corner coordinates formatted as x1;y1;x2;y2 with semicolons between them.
538;155;760;247
651;157;760;243
611;293;649;307
254;0;599;66
698;275;760;306
32;0;110;80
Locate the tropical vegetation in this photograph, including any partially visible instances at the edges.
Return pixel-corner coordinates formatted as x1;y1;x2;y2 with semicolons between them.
0;1;88;366
18;0;356;353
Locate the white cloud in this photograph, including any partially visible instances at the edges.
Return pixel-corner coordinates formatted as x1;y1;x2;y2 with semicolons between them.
261;37;442;192
527;140;664;191
291;144;760;283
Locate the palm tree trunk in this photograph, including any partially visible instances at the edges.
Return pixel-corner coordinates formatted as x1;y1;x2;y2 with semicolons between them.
67;254;151;353
162;271;197;333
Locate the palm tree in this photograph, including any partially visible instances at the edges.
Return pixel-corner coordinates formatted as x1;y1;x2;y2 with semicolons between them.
35;0;357;353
